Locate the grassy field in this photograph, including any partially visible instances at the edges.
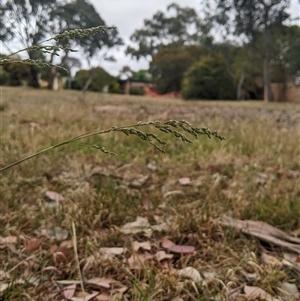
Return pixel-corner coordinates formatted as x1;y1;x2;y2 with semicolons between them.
0;87;300;300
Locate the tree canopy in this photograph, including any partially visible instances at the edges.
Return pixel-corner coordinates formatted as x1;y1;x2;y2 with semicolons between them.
209;0;290;101
0;0;122;88
182;54;236;100
126;3;210;60
150;45;203;94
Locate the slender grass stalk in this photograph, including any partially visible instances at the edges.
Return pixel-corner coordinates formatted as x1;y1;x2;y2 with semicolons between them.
0;120;224;172
71;222;85;294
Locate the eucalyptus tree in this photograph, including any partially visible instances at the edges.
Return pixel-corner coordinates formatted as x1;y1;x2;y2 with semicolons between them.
0;0;60;87
0;0;123;89
126;3;210;61
210;0;290;101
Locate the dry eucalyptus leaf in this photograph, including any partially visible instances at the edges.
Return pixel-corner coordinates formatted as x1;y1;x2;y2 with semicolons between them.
71;292;99;301
178;267;203;282
0;283;9;294
54;251;67;262
155;250;174;262
154;251;174;262
56;280;81;285
95;294;110;301
178;177;191;186
161;237;175;249
41;227;69;240
0;236;17;245
85;277;117;289
243;285;281;301
163;190;184;198
110;285;128;300
128;252;153;269
169;244;195;254
25;238;41;252
62;283;76;299
132;241;151;252
261;251;282;267
99;247;126;256
121;217;152;237
162;237;195;254
279;282;299;297
129;175;149;188
146;162;157;171
45;191;64;202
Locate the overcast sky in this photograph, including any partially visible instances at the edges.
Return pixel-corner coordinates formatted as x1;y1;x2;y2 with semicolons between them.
91;0;300;76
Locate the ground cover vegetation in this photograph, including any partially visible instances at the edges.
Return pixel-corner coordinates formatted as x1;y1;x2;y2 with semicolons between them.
0;87;300;300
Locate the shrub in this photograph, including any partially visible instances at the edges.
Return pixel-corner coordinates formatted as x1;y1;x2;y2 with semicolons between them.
182;54;236;100
0;56;30;86
108;81;121;94
129;86;145;95
73;67;115;92
150;46;203;94
0;66;10;85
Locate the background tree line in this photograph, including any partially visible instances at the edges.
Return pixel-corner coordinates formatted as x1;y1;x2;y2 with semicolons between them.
1;0;299;101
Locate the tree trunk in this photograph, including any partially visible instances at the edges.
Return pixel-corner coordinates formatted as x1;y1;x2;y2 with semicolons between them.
28;51;40;88
237;68;245;100
47;67;57;90
28;65;40;88
82;72;94;94
263;12;273;102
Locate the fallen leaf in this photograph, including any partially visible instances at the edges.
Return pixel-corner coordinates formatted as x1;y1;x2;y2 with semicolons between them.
25;238;41;252
169;244;195;254
0;283;9;294
45;191;64;202
41;227;69;240
42;266;62;275
121;217;152;237
163;190;184;198
178;177;191;186
161;237;195;254
279;282;299;296
161;237;175;249
244;285;281;301
129;175;149;188
178;267;203;282
128;252;153;269
151;222;170;232
99;247;126;256
111;285;128;295
155;250;173;262
95;294;110;301
108;285;128;301
261;251;282;267
0;236;17;244
132;241;151;252
146;162;157;171
60;240;73;248
286;170;299;179
54;251;67;262
56;280;82;285
71;291;99;301
62;284;76;299
85;277;117;289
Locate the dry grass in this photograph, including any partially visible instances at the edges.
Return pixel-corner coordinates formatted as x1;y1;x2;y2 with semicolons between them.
0;87;300;300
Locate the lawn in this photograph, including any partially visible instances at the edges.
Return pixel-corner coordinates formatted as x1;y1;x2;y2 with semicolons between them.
0;87;299;300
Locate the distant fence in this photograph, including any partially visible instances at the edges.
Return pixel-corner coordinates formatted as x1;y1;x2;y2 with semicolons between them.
265;82;300;103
